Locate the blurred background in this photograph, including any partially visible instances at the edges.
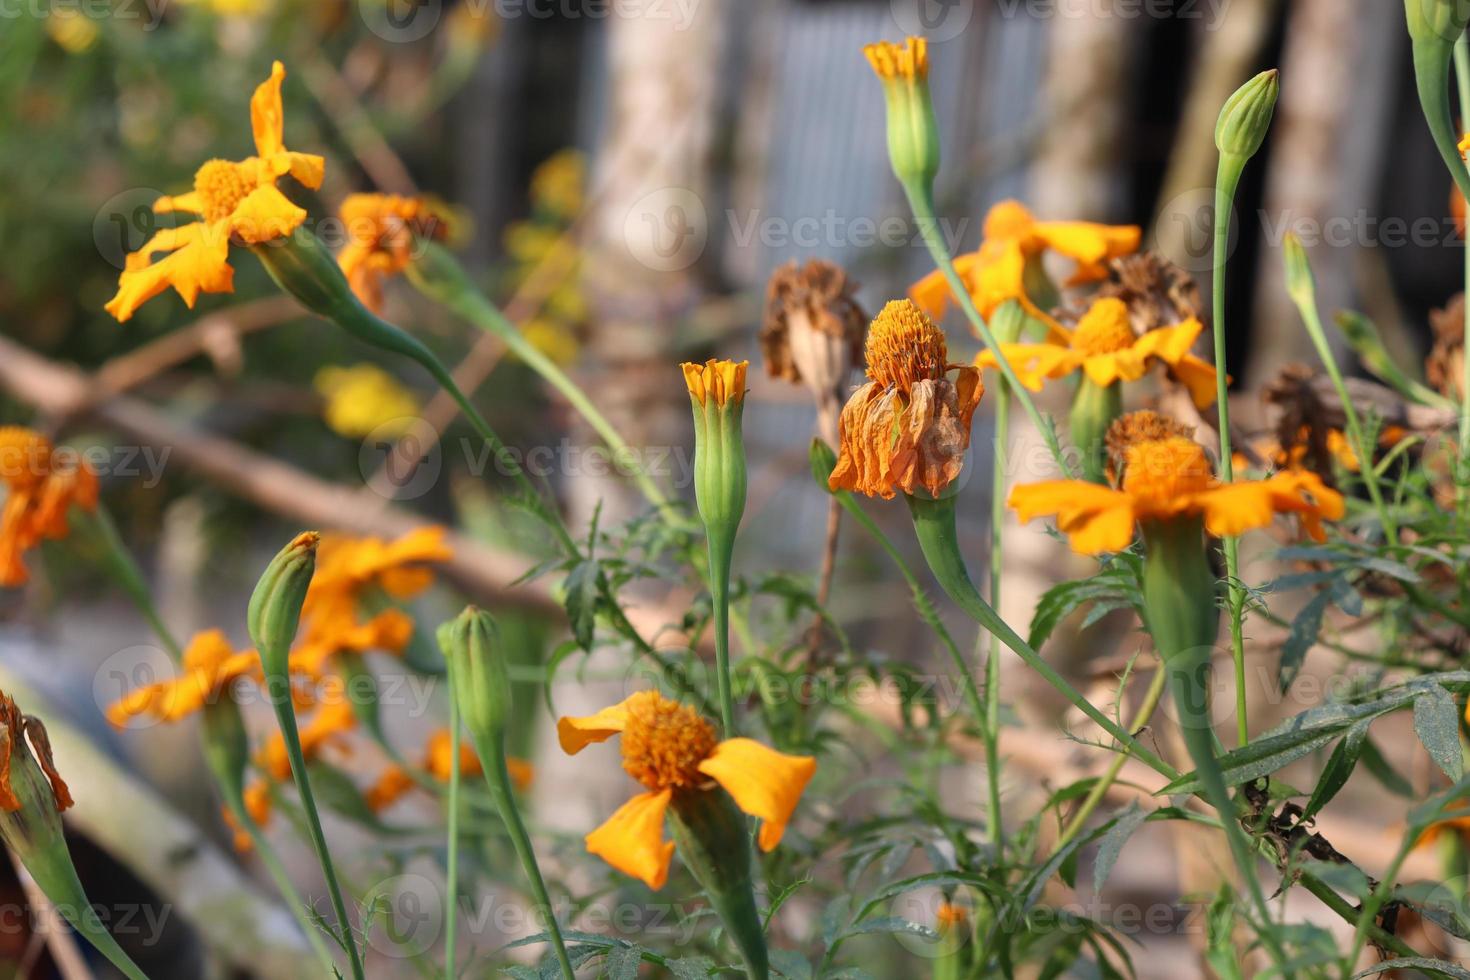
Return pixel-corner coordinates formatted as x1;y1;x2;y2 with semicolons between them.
0;0;1465;976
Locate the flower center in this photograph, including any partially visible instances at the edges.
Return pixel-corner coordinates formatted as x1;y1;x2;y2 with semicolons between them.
1070;298;1136;356
865;299;948;392
618;691;718;791
193;159;258;223
1121;436;1214;504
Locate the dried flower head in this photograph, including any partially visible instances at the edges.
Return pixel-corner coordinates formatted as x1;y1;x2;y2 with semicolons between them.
1428;293;1465;402
761;260;866;406
0;693;72;815
1088;251;1204;335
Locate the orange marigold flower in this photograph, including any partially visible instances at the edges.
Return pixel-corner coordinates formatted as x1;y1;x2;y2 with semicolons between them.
288;608;414;678
223;780;274;852
336;193;452;313
366;730;533;813
0;428;99;587
305;527;452;622
681;359;748;407
974;296;1221;408
1009;422;1345;555
106;630;260;726
106;62;325;322
910;200;1140;338
558;690;815;890
828;300;983;499
364;765;416;813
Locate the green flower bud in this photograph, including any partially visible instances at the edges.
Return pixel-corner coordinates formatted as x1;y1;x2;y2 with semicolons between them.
683;360;749;542
1214;69;1279;162
1281;232;1315;307
0;693;72;864
437;606;511;743
200;699;250;806
666;786;768;980
810;437;839;492
863;37;941;192
1406;0;1470;46
1068;377;1123;485
247;531;318;679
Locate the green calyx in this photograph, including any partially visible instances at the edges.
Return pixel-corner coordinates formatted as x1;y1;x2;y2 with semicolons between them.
690;390;749;541
246;531;318;678
1214;68;1279;162
1405;0;1470;46
880;74;941;192
438;606;511;743
1068;377;1122;485
667;786;770;980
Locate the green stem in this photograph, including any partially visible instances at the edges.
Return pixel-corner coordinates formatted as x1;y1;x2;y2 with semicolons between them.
25;851;151;980
904;493;1176;780
466;730;575;980
264;683;367;980
1052;664;1169;852
984;388;1010;848
77;505;339;974
444;691;461;978
1211;158;1250;748
901;182;1077;479
407;243;675;516
1455;37;1470;527
709;528;737;734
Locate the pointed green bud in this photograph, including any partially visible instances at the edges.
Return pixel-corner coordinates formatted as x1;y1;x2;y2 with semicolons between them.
863;37;941;192
1406;0;1470;46
1281;232;1315;307
1215;69;1279;162
1068;377;1123;485
200;699;249;806
438;606;510;743
247;531;318;680
990;299;1030;346
682;360;749;543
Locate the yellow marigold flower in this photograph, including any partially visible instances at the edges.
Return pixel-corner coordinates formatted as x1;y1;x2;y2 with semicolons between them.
1460;132;1470;158
0;692;72;815
0;428;99;588
974;296;1220;408
106;630;259;726
529;149;586;220
828;300;983;499
1009;422;1345;555
335;194;451;313
558;690;816;890
313;363;421;439
863;36;928;80
288;608;414;678
910;200;1141;338
681;359;748;407
105;61;325;322
258;675;357;781
303;527;452;625
520;319;580;367
45;10;99;54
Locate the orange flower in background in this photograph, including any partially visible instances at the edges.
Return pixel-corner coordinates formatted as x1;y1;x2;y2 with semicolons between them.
559;690;815;890
257;676;358;781
335;193;452;312
365;729;533;813
974;297;1220;408
828;300;983;499
106;630;259;726
289;608;414;677
106;61;325;322
910;200;1140;338
223;781;274;852
1010;423;1345;555
304;527;452;624
0;428;99;587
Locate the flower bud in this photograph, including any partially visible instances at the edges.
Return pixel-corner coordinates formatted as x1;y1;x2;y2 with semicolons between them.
683;360;749;543
200;699;250;807
1069;377;1124;485
1281;232;1314;307
247;531;318;679
1215;69;1279;162
863;37;941;191
437;606;511;743
0;693;72;862
1406;0;1470;46
810;437;839;492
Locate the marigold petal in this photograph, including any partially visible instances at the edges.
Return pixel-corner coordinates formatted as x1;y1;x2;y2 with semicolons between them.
699;738;816;851
1009;480;1137;554
557;696;635;754
105;223;234;322
1194;484;1278;538
228;184;307;244
585;788;674;890
251;61;288;159
974;343;1076;391
154;191;203;215
1033;220;1141;283
1131;318;1203;364
1170;354;1221;409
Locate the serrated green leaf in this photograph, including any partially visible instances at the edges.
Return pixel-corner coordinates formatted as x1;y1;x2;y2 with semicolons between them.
1414;685;1463;780
602;945;642;980
1092;802;1148;895
1301;718;1370;821
562;559;602;650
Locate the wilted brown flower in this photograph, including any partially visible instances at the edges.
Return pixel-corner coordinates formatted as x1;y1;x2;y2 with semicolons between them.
1428;293;1465;402
1264;364;1338;484
1090;251;1204;335
1104;410;1195;485
762;261;867;440
828;300;983;499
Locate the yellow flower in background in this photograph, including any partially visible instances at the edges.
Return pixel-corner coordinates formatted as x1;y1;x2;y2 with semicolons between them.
1009;419;1345;555
106;61;325;322
828;300;983;499
45;10;99;54
503;222;565;265
974;297;1220;408
313;363;420;439
910;200;1140;338
106;630;259;726
0;428;99;588
529;149;587;220
520;319;580;367
559;690;816;890
176;0;274;15
335;194;452;313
